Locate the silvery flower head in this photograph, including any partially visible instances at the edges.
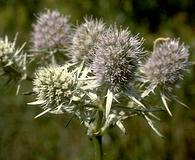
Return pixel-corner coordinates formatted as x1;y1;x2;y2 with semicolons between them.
70;17;105;63
31;9;71;50
31;64;74;114
0;36;16;66
91;25;144;92
0;35;26;74
143;38;189;88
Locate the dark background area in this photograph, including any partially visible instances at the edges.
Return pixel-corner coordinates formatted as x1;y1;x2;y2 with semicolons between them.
0;0;195;160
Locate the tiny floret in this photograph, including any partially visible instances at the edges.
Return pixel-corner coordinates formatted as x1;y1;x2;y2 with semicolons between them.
143;38;189;87
31;9;71;50
70;17;105;63
91;25;143;91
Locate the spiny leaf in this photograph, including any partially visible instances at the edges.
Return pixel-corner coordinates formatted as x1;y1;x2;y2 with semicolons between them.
28;100;46;105
116;121;126;134
144;114;163;137
171;95;189;109
34;108;51;119
141;84;157;98
160;92;172;116
106;89;113;118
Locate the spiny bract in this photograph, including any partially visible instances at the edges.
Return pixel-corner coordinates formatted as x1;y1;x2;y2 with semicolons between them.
143;38;189;87
31;9;71;50
91;25;143;92
70;17;105;63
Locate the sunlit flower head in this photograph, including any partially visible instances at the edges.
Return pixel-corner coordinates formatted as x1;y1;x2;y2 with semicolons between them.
32;65;74;113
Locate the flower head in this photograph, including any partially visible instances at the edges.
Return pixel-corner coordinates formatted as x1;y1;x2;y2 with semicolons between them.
32;65;74;113
91;25;143;91
70;17;105;63
31;9;71;50
0;36;16;66
143;38;189;87
0;35;26;74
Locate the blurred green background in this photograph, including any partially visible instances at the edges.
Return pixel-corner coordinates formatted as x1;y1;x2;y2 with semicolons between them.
1;0;195;160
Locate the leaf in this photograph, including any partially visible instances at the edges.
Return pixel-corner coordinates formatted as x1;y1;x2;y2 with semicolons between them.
76;60;84;78
171;96;189;109
106;89;113;118
129;96;146;108
27;100;46;105
116;121;126;134
160;92;172;116
34;108;51;119
126;87;160;120
141;84;157;98
144;114;163;137
80;82;99;90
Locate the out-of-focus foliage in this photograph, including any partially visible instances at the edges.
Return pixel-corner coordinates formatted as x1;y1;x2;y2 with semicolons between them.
0;0;195;160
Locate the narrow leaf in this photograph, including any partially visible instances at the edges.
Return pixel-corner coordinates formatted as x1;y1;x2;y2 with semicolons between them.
141;84;157;98
161;93;172;116
129;96;146;108
116;121;126;134
144;114;163;137
34;108;51;119
28;100;46;105
106;89;113;118
172;96;189;109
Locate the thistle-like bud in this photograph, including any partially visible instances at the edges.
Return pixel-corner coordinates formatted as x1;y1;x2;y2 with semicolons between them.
91;25;144;91
31;9;71;50
143;38;189;87
70;17;105;63
32;65;74;114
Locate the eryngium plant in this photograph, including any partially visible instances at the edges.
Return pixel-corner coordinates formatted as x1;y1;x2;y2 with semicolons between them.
0;9;192;160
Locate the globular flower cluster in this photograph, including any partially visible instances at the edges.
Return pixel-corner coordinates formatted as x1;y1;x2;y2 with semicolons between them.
31;9;71;50
32;65;74;113
91;25;143;92
70;17;105;63
0;36;16;66
0;35;26;75
143;38;189;87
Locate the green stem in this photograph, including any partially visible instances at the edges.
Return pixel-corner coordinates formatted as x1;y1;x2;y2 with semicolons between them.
92;135;103;160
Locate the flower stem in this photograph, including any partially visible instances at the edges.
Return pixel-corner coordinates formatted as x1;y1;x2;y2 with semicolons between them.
92;135;103;160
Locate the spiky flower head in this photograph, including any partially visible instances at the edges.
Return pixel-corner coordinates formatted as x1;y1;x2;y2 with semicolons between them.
31;9;71;50
0;35;26;74
70;17;105;63
32;65;74;114
91;25;143;92
143;38;189;88
0;36;16;66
